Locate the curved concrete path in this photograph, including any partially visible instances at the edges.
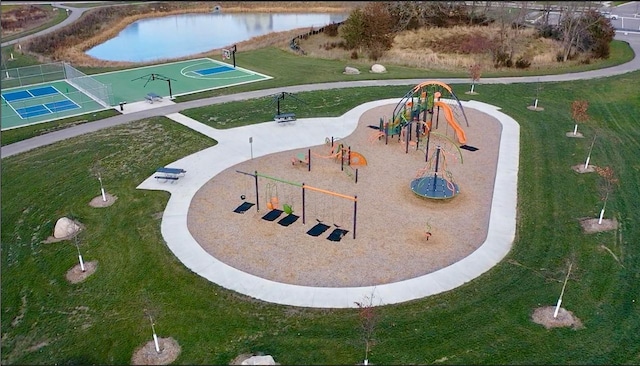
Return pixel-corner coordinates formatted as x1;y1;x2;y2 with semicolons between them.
136;99;518;308
1;31;638;308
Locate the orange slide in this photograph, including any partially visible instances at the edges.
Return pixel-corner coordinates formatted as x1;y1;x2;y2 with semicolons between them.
434;101;467;145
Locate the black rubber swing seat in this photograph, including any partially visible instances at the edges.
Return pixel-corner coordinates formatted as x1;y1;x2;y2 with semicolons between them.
306;222;330;237
327;228;349;242
278;214;299;227
262;209;284;221
233;201;255;214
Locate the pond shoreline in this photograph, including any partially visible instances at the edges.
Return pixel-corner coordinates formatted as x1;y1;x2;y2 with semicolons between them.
47;2;359;67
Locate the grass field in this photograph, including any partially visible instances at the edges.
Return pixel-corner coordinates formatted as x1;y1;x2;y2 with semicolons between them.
2;66;639;364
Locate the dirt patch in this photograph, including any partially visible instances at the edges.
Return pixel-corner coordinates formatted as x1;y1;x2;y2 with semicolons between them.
89;193;118;208
230;353;254;365
527;106;545;111
65;261;98;284
531;306;584;330
572;164;596;173
579;218;618;234
565;131;584;138
131;337;181;365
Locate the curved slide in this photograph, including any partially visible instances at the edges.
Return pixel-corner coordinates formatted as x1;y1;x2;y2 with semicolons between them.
434;101;466;145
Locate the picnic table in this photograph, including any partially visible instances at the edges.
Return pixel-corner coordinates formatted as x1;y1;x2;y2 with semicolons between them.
154;167;186;181
274;112;296;123
145;92;163;104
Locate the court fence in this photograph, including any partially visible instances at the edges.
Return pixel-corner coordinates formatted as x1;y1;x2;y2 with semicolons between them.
1;62;114;108
63;63;114;107
1;62;66;88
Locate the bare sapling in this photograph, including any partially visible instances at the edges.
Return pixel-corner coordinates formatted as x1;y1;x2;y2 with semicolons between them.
355;291;381;365
584;134;597;170
74;235;85;272
90;158;107;202
554;261;573;318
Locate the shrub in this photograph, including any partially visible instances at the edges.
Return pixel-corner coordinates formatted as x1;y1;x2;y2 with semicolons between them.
351;50;359;59
324;23;339;37
494;50;512;68
515;57;531;69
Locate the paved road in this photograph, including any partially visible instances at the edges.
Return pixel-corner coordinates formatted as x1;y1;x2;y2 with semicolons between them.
2;28;639;159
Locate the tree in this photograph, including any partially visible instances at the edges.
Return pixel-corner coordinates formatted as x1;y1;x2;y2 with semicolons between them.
571;100;589;135
594;166;618;224
355;292;381;365
340;8;366;50
468;64;482;94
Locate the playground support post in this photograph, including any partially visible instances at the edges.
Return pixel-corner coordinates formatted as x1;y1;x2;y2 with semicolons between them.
353;195;358;239
235;170;260;212
308;148;311;172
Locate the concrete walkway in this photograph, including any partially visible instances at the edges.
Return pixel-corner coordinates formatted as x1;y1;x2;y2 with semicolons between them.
135;98;518;308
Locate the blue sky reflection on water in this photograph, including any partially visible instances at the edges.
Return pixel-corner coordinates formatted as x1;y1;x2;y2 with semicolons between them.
86;13;347;62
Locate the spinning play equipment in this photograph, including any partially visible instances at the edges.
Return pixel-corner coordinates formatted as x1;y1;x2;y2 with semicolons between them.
411;145;459;200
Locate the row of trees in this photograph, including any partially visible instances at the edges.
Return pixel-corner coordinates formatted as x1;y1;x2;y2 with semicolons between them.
336;1;615;64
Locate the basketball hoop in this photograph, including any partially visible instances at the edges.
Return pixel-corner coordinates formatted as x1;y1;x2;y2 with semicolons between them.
222;49;231;60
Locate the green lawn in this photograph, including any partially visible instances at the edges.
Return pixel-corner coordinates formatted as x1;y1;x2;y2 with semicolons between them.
2;70;639;364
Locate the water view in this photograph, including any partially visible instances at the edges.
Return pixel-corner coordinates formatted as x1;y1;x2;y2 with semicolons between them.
86;13;347;62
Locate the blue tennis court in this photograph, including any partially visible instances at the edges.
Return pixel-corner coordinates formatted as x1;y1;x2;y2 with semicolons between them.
193;65;235;76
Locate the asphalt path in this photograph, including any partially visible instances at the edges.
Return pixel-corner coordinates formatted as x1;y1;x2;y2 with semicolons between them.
2;3;88;48
2;30;639;158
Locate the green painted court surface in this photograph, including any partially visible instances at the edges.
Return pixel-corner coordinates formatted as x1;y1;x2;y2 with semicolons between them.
0;58;271;130
93;57;272;103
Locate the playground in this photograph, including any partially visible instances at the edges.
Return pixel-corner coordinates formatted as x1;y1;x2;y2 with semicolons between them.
187;95;503;288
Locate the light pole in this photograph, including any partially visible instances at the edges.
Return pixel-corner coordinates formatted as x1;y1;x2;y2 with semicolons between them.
249;137;253;159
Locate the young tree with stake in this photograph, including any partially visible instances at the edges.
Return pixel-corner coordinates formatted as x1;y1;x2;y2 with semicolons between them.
595;166;618;224
90;158;107;202
571;100;589;136
468;64;482;94
355;291;380;365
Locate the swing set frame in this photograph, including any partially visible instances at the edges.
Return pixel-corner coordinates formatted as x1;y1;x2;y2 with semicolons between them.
235;170;358;239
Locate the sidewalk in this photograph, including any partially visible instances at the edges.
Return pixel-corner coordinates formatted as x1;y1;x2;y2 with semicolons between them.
137;99;519;308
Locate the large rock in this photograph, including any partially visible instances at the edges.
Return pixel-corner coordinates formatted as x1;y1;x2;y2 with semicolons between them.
241;355;276;365
371;63;387;73
53;217;81;238
344;66;360;75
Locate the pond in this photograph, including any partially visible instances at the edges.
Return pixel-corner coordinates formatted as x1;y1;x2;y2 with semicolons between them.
85;12;347;62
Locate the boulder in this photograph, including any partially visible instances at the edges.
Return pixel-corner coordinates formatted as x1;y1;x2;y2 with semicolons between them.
241;355;276;365
344;66;360;75
371;63;387;73
53;217;80;238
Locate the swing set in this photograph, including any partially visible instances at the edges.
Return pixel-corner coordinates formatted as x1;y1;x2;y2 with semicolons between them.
234;170;358;240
